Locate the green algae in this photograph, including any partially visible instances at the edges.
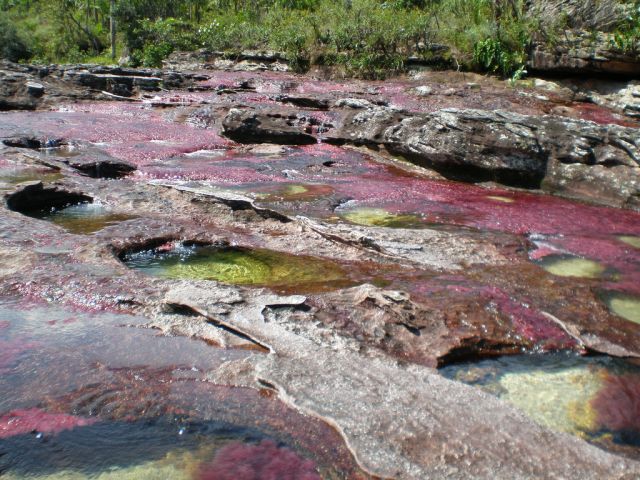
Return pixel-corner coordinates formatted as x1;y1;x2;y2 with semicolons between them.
34;203;136;234
535;255;606;279
1;445;211;480
619;235;640;249
498;367;602;435
486;195;515;204
340;208;425;229
255;184;334;203
125;245;352;291
604;292;640;324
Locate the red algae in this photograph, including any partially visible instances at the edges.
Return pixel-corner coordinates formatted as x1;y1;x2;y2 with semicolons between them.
0;408;96;438
0;338;40;371
592;373;640;433
405;279;576;350
197;439;321;480
489;289;577;350
574;103;638;128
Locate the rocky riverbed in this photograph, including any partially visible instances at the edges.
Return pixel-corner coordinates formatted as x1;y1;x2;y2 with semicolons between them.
0;58;639;479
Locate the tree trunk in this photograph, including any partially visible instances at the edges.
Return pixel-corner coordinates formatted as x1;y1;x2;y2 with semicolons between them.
110;0;116;61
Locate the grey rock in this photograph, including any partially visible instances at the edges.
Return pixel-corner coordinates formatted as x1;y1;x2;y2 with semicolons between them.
222;105;640;208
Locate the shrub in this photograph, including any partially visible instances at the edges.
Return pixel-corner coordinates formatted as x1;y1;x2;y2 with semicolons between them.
0;16;31;61
473;37;525;76
611;2;640;53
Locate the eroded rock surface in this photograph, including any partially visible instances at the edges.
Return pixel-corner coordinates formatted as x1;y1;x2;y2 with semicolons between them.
223;106;640;209
1;61;640;479
529;30;640;78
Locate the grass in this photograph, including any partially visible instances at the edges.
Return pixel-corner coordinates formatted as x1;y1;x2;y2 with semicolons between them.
1;0;635;77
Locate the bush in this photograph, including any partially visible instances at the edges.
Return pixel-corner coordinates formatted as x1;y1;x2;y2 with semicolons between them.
473;36;525;76
0;16;31;61
126;18;200;67
611;2;640;53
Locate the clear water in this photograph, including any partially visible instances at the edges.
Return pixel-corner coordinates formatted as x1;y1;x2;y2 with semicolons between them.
30;203;136;234
123;244;354;292
0;300;361;479
441;353;640;456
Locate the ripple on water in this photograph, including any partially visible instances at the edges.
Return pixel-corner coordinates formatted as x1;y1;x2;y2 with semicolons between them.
441;353;640;456
0;300;365;479
123;244;354;292
534;254;607;279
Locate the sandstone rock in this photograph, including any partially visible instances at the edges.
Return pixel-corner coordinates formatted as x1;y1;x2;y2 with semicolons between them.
527;0;631;32
67;158;137;179
2;136;64;149
25;81;44;97
165;283;640;480
222;108;319;145
222;105;640;208
414;85;433;96
528;30;640;78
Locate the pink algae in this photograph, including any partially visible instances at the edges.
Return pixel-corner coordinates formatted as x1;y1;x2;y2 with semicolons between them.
0;338;39;371
592;373;640;433
197;439;321;480
574;103;638;128
0;408;97;438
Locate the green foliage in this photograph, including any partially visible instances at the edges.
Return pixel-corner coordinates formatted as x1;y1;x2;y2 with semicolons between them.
0;16;31;61
306;0;431;78
126;18;199;67
473;36;526;76
3;0;616;79
611;2;640;53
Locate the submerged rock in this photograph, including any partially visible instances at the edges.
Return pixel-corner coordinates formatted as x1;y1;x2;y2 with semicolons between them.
197;440;320;480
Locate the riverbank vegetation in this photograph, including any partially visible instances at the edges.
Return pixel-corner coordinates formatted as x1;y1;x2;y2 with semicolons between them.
1;0;637;78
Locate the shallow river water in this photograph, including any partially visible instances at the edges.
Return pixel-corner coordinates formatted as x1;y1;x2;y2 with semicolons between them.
1;70;639;477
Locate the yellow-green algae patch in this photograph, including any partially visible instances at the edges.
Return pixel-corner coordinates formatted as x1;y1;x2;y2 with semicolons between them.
440;354;636;443
498;367;603;435
535;255;606;279
604;292;640;324
255;184;334;202
619;235;640;249
125;245;352;291
486;195;515;203
340;208;425;229
1;448;205;480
